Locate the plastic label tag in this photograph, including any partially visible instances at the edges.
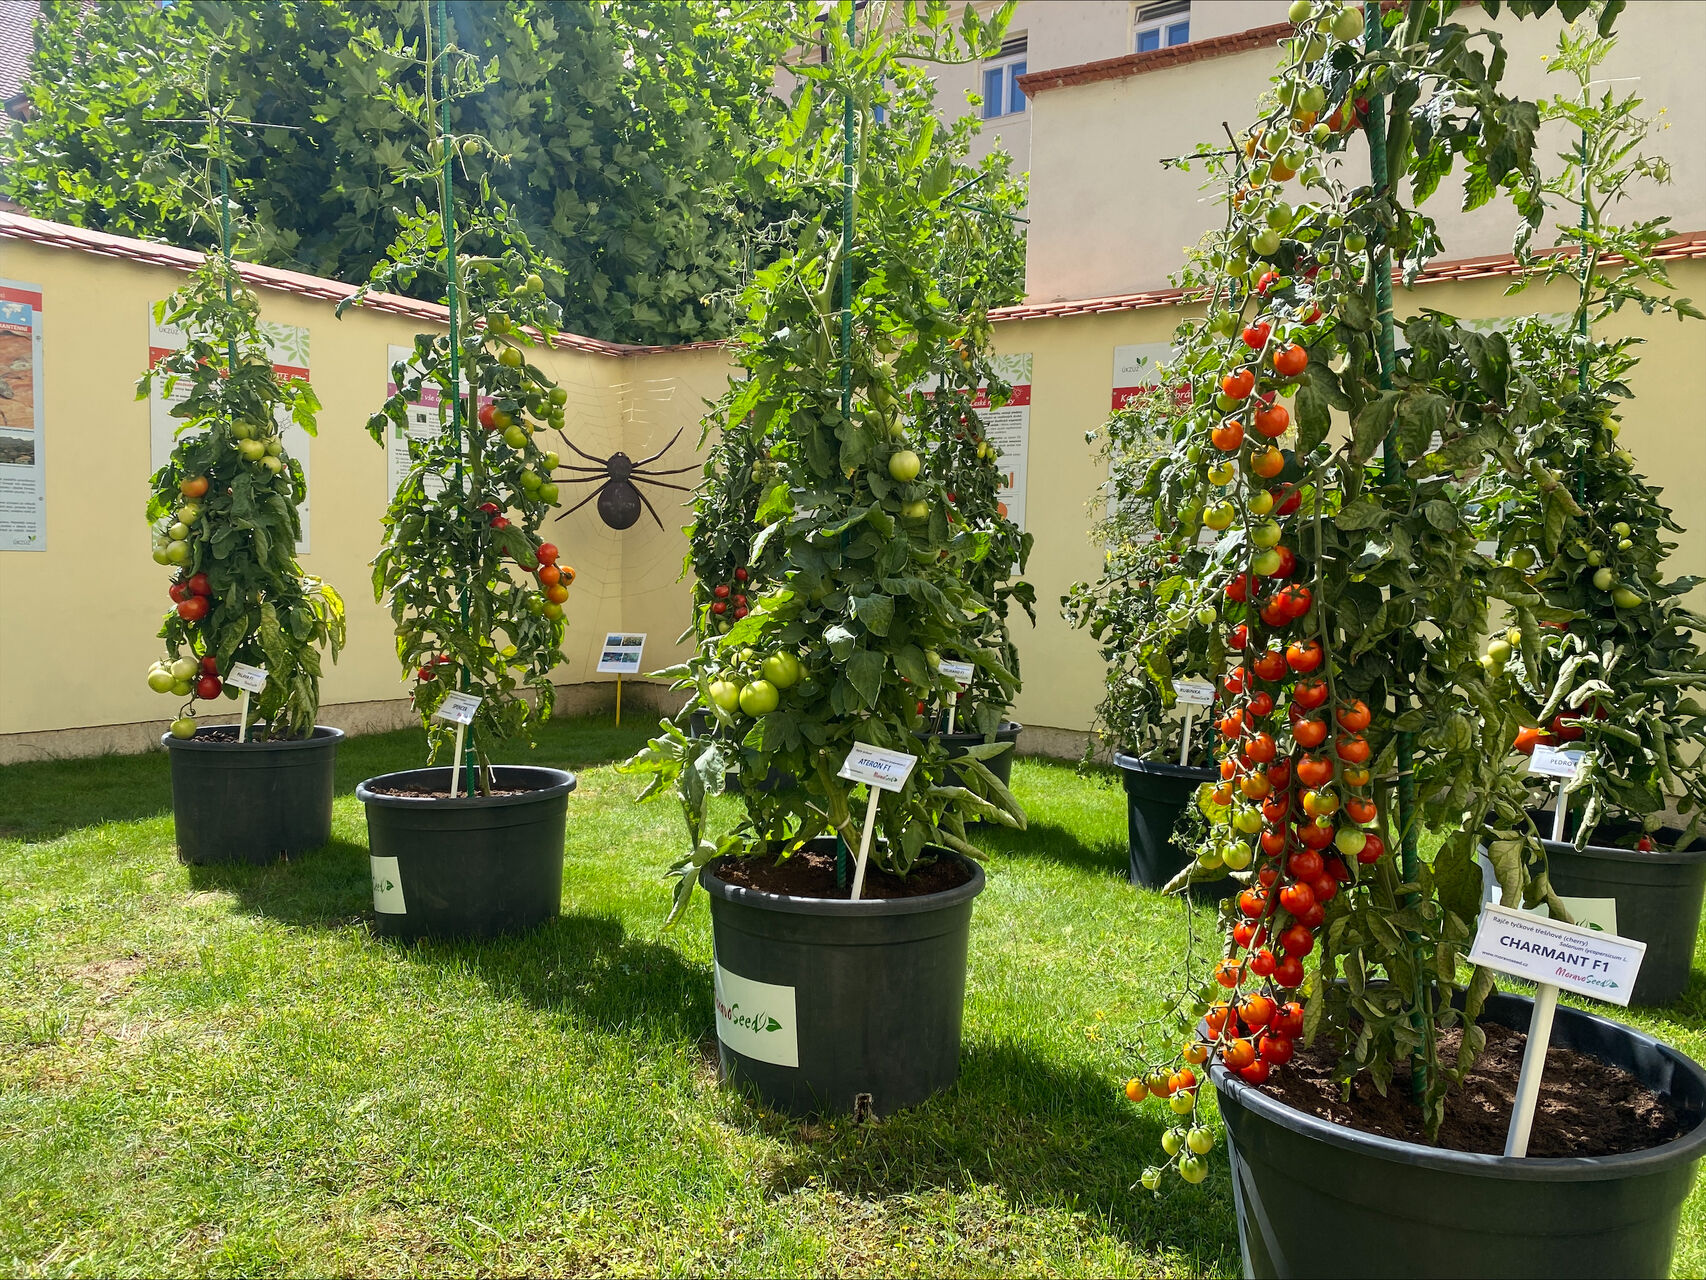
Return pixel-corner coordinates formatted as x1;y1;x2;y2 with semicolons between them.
837;742;918;793
1174;678;1215;707
1468;903;1645;1007
1529;744;1585;779
434;691;482;725
937;660;975;686
225;663;268;694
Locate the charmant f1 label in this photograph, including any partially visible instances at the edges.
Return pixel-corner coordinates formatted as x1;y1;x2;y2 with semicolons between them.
1468;903;1645;1007
713;961;798;1067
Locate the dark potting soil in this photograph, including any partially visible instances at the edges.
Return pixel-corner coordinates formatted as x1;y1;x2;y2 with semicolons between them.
717;846;973;900
1259;1021;1688;1157
364;784;534;800
181;730;300;744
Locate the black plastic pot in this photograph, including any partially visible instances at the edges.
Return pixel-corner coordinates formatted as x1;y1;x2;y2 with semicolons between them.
921;720;1022;790
162;725;342;865
700;836;984;1117
1113;752;1220;891
1212;991;1706;1279
1530;810;1706;1006
356;765;575;940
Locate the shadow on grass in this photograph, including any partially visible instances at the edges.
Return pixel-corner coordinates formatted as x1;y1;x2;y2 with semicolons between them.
982;819;1128;879
747;1038;1239;1265
184;837;373;928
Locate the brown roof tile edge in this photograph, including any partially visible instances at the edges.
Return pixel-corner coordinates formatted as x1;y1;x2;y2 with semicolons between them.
990;232;1706;323
0;209;727;356
1016;23;1293;96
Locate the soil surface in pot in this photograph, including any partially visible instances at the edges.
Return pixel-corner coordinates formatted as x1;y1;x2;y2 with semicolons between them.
180;729;307;744
1259;1022;1687;1157
365;784;535;799
718;847;973;900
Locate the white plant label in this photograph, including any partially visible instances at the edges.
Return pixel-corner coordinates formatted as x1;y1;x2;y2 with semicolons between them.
713;960;798;1067
937;660;975;686
225;662;268;694
434;691;482;726
1528;744;1585;779
1468;903;1645;1007
837;742;918;793
1173;678;1216;707
370;856;407;915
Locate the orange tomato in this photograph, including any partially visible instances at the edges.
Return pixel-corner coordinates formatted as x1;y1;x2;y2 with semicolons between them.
1336;699;1371;731
1252;446;1286;478
1212;420;1246;452
1254;404;1291;438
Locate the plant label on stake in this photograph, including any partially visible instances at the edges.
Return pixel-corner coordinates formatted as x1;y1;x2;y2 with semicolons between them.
1529;744;1586;841
1174;677;1214;766
837;743;918;901
1467;904;1647;1156
597;633;646;727
937;660;974;733
225;663;268;742
434;691;482;797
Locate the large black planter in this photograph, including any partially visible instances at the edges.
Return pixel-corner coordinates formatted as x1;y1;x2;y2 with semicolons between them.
1534;813;1706;1006
701;837;984;1117
1113;752;1219;891
1212;991;1706;1279
921;720;1022;790
162;725;342;865
356;765;574;940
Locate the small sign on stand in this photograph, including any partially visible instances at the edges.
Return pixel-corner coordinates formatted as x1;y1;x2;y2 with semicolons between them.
1467;903;1647;1156
596;632;647;726
836;742;919;901
936;659;974;733
225;663;268;742
1529;743;1586;842
433;691;482;797
1173;677;1215;767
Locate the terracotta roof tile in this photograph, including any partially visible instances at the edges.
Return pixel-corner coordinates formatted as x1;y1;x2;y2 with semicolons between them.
1016;23;1293;96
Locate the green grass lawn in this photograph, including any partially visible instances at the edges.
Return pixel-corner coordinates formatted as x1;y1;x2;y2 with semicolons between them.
1;717;1703;1278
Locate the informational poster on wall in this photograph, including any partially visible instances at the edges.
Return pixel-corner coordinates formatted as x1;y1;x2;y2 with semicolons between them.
980;352;1031;530
148;308;313;552
385;343;494;502
0;280;46;551
1111;343;1182;411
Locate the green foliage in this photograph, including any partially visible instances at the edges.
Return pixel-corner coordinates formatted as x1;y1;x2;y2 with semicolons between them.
624;1;1028;917
138;256;345;738
3;0;797;345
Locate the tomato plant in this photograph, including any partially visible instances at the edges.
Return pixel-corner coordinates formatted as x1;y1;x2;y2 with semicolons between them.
344;6;570;787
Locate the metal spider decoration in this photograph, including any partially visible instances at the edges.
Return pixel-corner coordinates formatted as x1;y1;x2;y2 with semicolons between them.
552;426;697;531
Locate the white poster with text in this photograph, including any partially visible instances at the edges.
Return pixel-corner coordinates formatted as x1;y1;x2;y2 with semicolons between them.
0;280;45;551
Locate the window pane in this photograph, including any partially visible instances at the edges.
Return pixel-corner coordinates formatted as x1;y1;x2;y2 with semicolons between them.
1009;60;1027;113
1136;28;1160;52
982;66;1003;118
1166;21;1190;46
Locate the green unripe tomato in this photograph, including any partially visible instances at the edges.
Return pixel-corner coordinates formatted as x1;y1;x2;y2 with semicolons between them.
1204;502;1235;531
1162;1129;1185;1156
177;505;201;525
1288;0;1313;24
1266;202;1294;229
171;679;193;697
1196;607;1217;627
525;273;545;295
1592;567;1615;591
152;547;172;565
1170;1090;1196;1114
1187;1127;1216;1155
1586;550;1604;567
1335;827;1368;857
170;717;198;740
165;540;190;565
1301;85;1327;114
1141;1167;1164;1192
171;657;199;681
503;425;529;449
1179;1154;1208;1184
1221;840;1254;871
1233;807;1264;835
1510;547;1535;570
1345;230;1368;252
888;450;922;482
738;679;780;716
543;602;564;621
538;483;560;503
1612;521;1631;538
901;499;930;520
265;438;283;457
1253;228;1283;256
761;652;802;689
542;451;560;470
1311;123;1332;144
167;522;189;541
1612;587;1642;609
262;456;283;475
520;470;542;491
1332;7;1365;40
549;387;568;407
499;346;524;369
147;667;176;693
1251;521;1282;549
708;679;741;714
1486;639;1512;664
1618;538;1633;551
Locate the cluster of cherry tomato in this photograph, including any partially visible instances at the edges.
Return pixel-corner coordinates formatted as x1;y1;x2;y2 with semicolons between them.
710;565;755;623
168;570;214;624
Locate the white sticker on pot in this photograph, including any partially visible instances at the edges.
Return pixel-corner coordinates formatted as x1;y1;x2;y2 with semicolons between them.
1468;903;1645;1007
1528;744;1585;779
1535;895;1619;935
370;856;407;915
1174;678;1215;707
433;691;482;725
937;660;975;686
225;662;268;693
713;961;798;1067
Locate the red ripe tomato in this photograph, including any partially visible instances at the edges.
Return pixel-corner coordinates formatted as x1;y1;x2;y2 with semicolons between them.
1242;322;1272;350
1239;1059;1272;1084
1237;993;1275;1029
1250;947;1277;977
1345;797;1378;824
1246;732;1277;763
169;582;192;604
490;515;511;531
1260;826;1288;855
1293;717;1328;749
418;665;435;681
1170;1067;1198;1094
1297;822;1334;850
1273;955;1305;988
1278;881;1315;916
1222;368;1255;400
735;567;749;581
185;572;212;597
478;502;501;515
1219;709;1245;738
1550;713;1584;743
1255;270;1281;296
1223;1037;1258;1070
713;584;731;599
1225;665;1248;693
1288;849;1323;880
1278;583;1312;619
1260;594;1292;627
1299;902;1326;928
1273;483;1302;517
1272;1001;1305;1038
1296;755;1333;787
1280;923;1315;957
177;596;210;622
1270;546;1297;578
194;674;222;700
1286;639;1324;673
1226;624;1249;650
1212;420;1246;452
1214;958;1244;988
1335;734;1371;765
1257;867;1278;888
1251;446;1286;479
200;655;220;675
537;543;559;565
1357;831;1386;864
1272;344;1309;377
1267;760;1291;789
1309;874;1340;904
1253;650;1288;682
1241;772;1272;800
1248;691;1275;718
1238;888;1267;919
1220;756;1238;781
1233;921;1256;948
735;594;748;607
734;607;748;619
1254;404;1290;438
1260;1033;1295;1065
1292;677;1328;710
539;565;562;587
1337;700;1372;731
1513;725;1544;756
1226;573;1251;602
477;403;498;430
712;601;727;614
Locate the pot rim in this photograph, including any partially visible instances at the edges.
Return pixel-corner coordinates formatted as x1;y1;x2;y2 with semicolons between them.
161;724;345;752
1113;751;1215;781
1510;807;1706;864
356;764;576;809
1209;992;1706;1181
916;720;1023;744
701;845;986;918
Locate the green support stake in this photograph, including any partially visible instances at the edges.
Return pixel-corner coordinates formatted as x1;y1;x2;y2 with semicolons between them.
835;5;858;890
1360;0;1427;1105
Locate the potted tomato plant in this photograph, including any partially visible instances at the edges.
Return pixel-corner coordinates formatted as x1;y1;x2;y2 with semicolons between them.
1120;5;1706;1275
625;2;1024;1118
1476;36;1706;1006
1064;384;1234;889
345;5;575;940
142;248;346;866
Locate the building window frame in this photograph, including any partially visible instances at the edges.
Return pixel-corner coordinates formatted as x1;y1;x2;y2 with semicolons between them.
1133;2;1190;53
979;37;1028;121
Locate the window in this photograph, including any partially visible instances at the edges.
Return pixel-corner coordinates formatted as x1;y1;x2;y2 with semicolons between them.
980;37;1027;120
1134;2;1189;53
